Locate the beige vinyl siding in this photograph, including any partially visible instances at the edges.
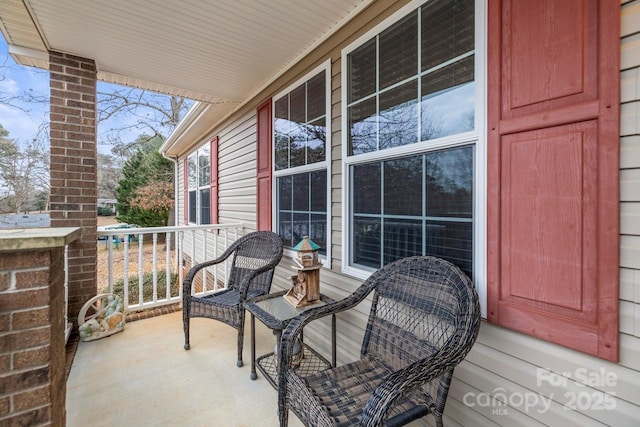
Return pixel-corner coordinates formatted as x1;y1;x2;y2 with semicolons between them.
175;0;640;425
218;112;259;228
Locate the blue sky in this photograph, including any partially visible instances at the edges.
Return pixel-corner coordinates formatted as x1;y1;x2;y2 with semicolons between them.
0;38;49;144
0;36;185;154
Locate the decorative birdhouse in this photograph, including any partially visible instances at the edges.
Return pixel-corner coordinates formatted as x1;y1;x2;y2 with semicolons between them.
285;236;322;307
293;236;321;269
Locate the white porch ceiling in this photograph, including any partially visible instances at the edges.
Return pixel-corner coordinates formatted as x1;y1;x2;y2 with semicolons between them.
0;0;370;104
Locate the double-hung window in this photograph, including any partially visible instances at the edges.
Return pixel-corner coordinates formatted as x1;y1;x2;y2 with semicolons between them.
187;144;211;225
273;63;331;259
342;0;482;283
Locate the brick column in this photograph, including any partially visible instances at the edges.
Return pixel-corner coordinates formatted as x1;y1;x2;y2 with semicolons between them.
49;51;97;327
0;248;66;425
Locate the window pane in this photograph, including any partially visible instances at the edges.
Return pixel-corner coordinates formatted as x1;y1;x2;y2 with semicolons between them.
200;188;210;225
274;98;289;132
427;146;473;217
421;0;475;71
275;133;290;170
307;73;325;121
188;156;197;189
426;220;472;278
421;56;475;140
198;145;210;187
306;118;326;164
278;176;292;211
188;191;197;223
383;218;423;265
348;39;377;103
292;173;310;211
353;163;381;214
275;71;326;170
277;172;327;254
379;80;418;150
292;212;309;245
310;213;327;255
290;128;306;168
279;211;294;248
353;216;381;268
290;84;306;124
384;156;422;216
348;98;377;155
310;170;327;212
379;11;418;90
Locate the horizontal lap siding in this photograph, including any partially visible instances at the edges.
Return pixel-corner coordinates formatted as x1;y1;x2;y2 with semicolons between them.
175;0;640;425
218;112;258;228
444;2;640;425
446;2;640;425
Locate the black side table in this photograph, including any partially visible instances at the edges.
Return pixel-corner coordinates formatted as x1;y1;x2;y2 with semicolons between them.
244;290;336;388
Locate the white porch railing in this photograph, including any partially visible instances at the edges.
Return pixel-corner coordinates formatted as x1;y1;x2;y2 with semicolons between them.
97;223;243;312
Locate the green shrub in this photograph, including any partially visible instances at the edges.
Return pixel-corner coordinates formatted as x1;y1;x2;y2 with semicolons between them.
113;269;179;304
97;206;114;216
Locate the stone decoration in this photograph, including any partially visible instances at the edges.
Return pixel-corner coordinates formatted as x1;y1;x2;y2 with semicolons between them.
78;293;125;341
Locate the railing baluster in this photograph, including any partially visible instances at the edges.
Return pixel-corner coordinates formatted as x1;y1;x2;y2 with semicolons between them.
202;229;208;292
124;236;129;310
138;234;144;306
152;232;158;303
95;223;242;312
107;235;113;293
166;232;172;300
213;231;218;290
224;229;229;289
178;230;184;297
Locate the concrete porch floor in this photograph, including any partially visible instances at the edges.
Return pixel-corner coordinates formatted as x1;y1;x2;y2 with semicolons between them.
66;310;305;427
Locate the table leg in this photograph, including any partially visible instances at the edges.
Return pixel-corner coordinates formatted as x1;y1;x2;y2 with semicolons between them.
250;314;257;380
332;314;336;367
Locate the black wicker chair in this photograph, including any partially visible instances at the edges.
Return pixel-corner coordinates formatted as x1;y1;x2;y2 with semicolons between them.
182;231;283;367
277;256;480;427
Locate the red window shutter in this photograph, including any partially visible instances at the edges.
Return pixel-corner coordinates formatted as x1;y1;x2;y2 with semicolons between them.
183;158;188;225
210;136;219;224
487;0;619;361
256;99;272;231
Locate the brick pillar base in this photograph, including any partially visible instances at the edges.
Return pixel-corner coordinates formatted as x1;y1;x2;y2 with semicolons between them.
49;51;98;327
0;248;66;426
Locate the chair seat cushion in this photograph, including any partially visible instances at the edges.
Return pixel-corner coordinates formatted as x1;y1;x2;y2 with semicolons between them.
287;355;430;427
189;289;263;328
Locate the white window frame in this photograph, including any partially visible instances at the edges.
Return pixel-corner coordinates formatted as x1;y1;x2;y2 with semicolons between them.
187;142;211;226
272;60;332;268
340;0;487;316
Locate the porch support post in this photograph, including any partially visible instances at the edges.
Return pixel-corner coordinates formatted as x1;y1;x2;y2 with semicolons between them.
48;51;98;328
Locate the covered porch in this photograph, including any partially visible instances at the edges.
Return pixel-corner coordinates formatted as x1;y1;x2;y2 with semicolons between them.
1;0;637;426
66;311;307;426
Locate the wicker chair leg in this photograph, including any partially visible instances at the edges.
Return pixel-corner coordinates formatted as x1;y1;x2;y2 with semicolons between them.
236;311;245;367
278;407;288;427
183;304;191;351
236;326;244;367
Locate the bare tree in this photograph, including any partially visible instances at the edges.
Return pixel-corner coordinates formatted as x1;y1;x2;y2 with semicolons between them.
97;153;122;199
0;58;48;113
0;124;49;214
97;86;191;151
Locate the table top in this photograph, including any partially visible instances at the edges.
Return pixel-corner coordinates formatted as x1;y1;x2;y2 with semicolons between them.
245;290;333;330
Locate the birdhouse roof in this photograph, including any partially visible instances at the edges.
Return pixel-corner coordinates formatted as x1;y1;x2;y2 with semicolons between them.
294;236;321;252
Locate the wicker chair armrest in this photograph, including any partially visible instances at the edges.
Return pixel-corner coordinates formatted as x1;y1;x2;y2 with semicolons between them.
277;288;373;420
182;251;235;296
235;257;281;301
360;352;459;427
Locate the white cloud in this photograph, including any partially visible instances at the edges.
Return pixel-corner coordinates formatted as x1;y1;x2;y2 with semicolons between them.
0;103;44;142
0;76;19;95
